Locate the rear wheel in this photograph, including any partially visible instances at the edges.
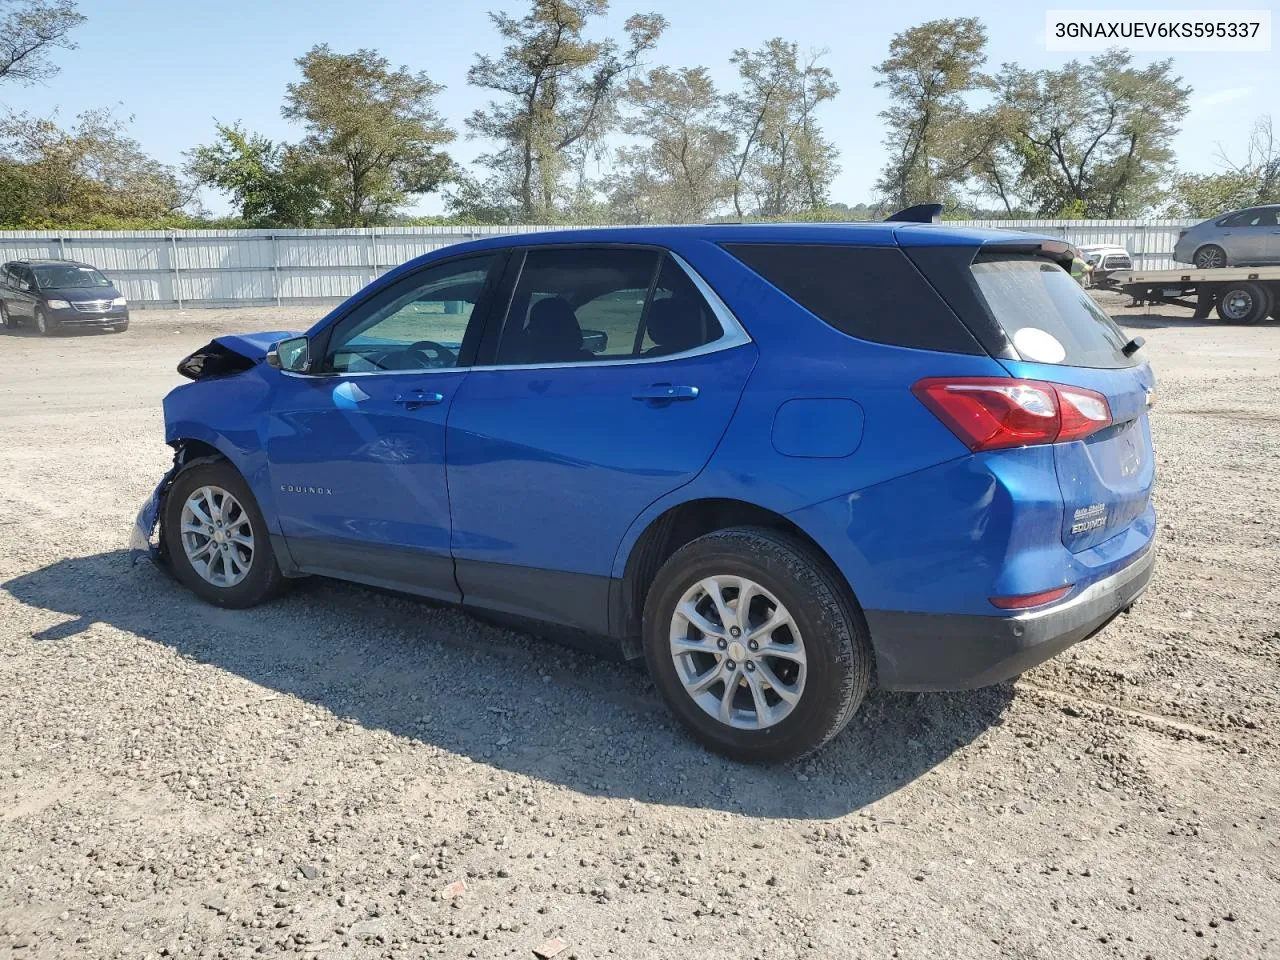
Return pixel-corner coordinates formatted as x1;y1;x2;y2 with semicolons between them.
162;460;286;608
1194;245;1227;269
643;527;872;762
0;301;14;329
1215;282;1273;325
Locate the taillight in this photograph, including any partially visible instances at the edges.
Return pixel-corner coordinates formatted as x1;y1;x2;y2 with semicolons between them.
989;586;1072;609
912;377;1112;451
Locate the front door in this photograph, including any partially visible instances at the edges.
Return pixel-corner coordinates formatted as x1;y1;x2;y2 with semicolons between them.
266;253;501;601
447;246;756;633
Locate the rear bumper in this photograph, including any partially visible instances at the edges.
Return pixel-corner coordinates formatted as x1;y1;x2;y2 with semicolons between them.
867;542;1156;691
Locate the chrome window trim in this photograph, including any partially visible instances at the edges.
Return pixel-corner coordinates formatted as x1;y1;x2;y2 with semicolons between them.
281;249;751;379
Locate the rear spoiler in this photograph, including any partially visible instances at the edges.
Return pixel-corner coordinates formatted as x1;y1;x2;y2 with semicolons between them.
885;203;943;224
976;238;1080;272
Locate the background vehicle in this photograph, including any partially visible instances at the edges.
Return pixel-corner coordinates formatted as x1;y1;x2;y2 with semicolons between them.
1114;264;1280;324
1077;244;1133;287
135;220;1156;762
0;259;130;335
1173;205;1280;269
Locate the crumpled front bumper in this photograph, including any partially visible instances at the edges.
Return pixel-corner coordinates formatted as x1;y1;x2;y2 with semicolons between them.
128;464;178;563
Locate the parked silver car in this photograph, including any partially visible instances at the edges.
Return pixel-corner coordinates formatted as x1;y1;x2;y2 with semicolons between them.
1173;205;1280;268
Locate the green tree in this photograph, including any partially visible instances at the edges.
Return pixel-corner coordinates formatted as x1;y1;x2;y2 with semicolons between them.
465;0;666;221
0;0;84;86
0;108;190;225
873;17;993;210
1167;115;1279;217
186;122;328;227
606;66;733;222
724;39;839;218
994;50;1191;216
283;45;456;226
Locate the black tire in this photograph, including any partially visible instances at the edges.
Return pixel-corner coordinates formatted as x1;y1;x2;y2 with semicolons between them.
34;307;54;337
1215;282;1273;325
0;300;14;329
1194;245;1227;269
110;319;129;333
162;460;286;609
642;526;872;763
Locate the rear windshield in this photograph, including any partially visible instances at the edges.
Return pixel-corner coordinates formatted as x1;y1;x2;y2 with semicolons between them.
971;257;1136;368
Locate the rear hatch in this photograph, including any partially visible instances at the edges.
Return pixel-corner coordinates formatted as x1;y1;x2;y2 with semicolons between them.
969;255;1155;553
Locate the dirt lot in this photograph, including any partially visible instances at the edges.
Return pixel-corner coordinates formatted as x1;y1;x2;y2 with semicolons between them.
1;298;1278;960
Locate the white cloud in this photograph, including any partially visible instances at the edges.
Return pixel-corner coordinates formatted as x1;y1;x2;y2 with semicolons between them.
1193;87;1254;108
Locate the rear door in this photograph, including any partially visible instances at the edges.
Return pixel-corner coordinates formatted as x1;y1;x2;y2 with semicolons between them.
8;265;36;321
969;255;1155;554
446;245;756;633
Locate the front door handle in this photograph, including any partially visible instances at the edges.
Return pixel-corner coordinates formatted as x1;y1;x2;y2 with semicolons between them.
394;390;445;410
632;384;699;402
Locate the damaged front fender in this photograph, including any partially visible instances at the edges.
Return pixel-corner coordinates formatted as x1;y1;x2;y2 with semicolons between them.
128;448;227;565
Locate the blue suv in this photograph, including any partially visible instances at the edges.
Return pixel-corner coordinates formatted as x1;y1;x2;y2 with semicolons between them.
134;220;1156;762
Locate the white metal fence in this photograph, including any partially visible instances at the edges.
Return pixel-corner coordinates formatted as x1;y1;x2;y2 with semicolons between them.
0;220;1195;308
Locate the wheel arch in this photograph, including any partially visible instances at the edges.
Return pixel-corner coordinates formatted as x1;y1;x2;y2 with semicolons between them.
612;496;860;659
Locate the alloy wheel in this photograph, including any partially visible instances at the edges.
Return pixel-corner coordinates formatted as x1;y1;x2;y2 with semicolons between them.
669;575;807;730
1195;247;1225;269
179;485;255;587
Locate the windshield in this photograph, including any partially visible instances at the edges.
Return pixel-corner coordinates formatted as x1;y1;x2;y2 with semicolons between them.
971;257;1137;369
33;265;111;289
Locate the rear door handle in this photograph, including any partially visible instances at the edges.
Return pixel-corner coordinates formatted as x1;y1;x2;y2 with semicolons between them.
632;384;699;402
394;390;445;410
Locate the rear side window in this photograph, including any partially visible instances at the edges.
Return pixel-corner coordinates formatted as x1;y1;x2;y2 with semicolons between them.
1219;208;1277;227
495;248;724;366
722;243;980;354
971;257;1135;369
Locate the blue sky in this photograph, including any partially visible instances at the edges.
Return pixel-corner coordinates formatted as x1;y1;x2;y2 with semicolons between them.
4;0;1276;215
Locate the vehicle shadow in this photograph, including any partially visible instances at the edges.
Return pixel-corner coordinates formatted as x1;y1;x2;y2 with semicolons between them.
1112;312;1229;330
0;324;115;338
4;551;1014;820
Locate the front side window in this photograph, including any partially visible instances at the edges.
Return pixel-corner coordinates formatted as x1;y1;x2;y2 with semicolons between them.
495;248;723;366
33;264;111;289
324;255;496;374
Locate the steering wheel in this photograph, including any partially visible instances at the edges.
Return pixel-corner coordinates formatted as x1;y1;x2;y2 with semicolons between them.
403;340;458;368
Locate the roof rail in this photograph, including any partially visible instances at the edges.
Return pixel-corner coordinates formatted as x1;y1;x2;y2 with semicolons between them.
884;203;943;224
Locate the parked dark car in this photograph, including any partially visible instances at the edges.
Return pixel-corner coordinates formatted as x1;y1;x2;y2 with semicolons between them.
0;259;130;335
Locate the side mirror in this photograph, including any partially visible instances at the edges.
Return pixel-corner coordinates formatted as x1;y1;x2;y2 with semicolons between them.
266;336;311;373
581;329;609;354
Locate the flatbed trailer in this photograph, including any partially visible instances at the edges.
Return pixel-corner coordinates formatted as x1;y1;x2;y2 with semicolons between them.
1111;266;1280;325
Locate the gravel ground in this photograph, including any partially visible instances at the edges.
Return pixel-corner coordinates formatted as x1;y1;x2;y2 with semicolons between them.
1;297;1278;960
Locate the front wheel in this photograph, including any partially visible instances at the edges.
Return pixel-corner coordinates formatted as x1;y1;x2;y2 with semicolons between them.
35;308;53;336
643;527;872;763
162;460;286;608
